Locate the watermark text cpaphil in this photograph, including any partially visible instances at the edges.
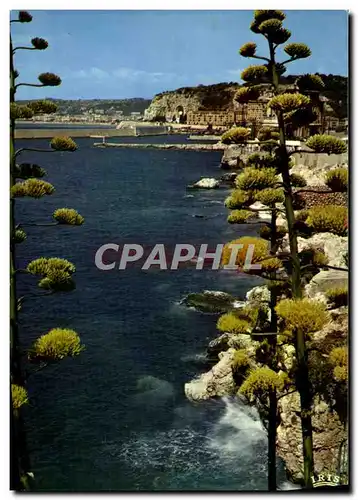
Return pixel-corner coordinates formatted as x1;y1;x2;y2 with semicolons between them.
94;243;263;271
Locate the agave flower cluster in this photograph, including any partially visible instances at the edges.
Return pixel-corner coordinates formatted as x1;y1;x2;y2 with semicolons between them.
10;11;85;424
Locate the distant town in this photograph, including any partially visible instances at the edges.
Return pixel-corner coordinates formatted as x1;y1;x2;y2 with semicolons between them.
16;97;152;124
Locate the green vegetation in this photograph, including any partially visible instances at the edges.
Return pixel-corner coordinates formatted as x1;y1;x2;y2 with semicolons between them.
326;287;348;308
217;314;251;334
306;134;347;154
306;205;348;236
217;10;348;490
221;126;251;144
325;168;348;192
10;11;84;490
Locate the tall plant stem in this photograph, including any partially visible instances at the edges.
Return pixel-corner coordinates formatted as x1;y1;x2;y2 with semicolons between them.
268;40;314;488
10;34;31;491
267;207;278;492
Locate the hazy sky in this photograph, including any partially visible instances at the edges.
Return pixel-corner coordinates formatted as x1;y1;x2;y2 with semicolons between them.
11;10;348;100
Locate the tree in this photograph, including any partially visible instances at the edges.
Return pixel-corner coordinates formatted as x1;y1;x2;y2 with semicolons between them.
221;10;347;489
10;11;84;490
221;152;329;490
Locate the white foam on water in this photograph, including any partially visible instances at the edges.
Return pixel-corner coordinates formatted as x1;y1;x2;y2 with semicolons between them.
101;396;269;490
207;396;266;458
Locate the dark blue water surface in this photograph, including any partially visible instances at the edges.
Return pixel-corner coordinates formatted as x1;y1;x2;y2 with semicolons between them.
15;136;286;491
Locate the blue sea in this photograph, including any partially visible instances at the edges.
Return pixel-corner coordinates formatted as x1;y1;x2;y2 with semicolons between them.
15;134;289;491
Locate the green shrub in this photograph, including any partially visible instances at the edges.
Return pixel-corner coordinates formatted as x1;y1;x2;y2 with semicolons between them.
306;134;347;155
12;384;28;409
241;65;268;83
29;328;84;362
235;167;278;191
235;86;260;103
290;173;307;187
269;93;311;113
329;347;348;382
239;42;257;57
276;298;328;334
259;225;287;240
325;168;348;192
227;210;256;224
224;189;253;209
53;208;84;225
306;205;348;236
296;74;325;92
284;42;311;59
257;128;280;142
11;179;55;198
232;349;250;372
27;257;75;276
221;236;269;269
15;162;46;179
217;313;251;334
260;257;282;273
254;10;286;24
240;367;287;397
294;209;309;222
221;127;251;144
255;187;284;205
326;287;348;308
298;247;328;267
50;136;77;152
14;228;27;244
235;304;261;326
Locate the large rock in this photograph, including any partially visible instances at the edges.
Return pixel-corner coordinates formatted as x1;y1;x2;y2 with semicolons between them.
207;331;259;359
184;348;237;401
277;392;347;484
277;306;348;483
191;178;220;189
220;145;248;170
305;269;348;299
291;152;348;186
280;233;348;268
181;290;245;314
246;285;270;304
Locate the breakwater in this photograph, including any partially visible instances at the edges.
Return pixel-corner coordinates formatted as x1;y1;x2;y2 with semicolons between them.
93;142;226;151
14;125;171;140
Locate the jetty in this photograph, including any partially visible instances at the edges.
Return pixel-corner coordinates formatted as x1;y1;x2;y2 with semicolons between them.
93;142;226;151
14;124;172;140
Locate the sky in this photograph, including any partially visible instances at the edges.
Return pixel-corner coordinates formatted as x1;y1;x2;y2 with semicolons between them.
10;10;349;100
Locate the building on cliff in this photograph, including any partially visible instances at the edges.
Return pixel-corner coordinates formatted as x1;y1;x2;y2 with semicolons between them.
144;82;340;138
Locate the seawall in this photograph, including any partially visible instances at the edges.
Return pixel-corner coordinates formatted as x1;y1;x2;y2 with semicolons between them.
14;125;172;140
93;142;227;151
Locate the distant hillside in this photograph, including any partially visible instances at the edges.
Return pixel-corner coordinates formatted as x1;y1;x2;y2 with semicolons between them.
150;74;348;118
16;98;152;116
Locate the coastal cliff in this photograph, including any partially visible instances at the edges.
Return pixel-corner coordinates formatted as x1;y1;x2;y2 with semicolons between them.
144;82;241;121
184;150;349;485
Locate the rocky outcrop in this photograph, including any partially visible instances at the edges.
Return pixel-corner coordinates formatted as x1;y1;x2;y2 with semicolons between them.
184;348;237;401
220;145;249;169
191;178;220;189
246;285;270;304
180;290;245;314
144;92;203;122
144;83;241;122
277;306;348;483
280;232;348;268
291;152;348;186
305;270;348;299
277;393;346;484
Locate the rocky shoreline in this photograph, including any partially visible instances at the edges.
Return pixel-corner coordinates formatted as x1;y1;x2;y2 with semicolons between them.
182;148;349;485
